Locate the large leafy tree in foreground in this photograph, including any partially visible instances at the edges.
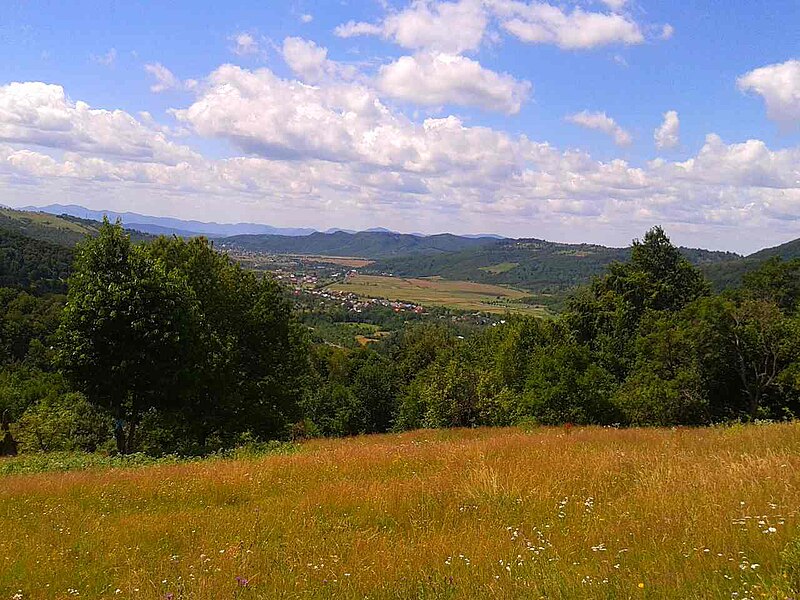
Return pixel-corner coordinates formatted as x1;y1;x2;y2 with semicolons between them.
58;221;194;454
59;224;307;454
148;236;307;451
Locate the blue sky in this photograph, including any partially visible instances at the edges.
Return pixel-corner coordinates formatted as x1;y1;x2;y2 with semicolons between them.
1;0;799;251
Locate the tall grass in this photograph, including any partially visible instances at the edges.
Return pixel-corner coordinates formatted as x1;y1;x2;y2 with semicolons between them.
2;424;799;599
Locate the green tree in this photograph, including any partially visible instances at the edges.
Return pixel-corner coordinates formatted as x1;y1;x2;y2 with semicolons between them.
58;221;195;454
565;227;709;379
742;257;800;314
147;236;307;450
613;311;711;425
16;391;111;452
520;341;619;425
726;299;800;419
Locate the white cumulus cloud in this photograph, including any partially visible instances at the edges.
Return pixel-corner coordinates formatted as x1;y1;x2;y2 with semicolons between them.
738;59;800;126
336;0;488;54
377;53;531;114
3;72;800;252
654;110;680;149
144;63;197;93
0;81;198;164
567;110;632;146
231;32;261;57
489;0;644;49
601;0;627;10
281;37;357;83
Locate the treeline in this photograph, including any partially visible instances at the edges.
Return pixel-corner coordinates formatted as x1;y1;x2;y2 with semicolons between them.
306;228;800;434
2;223;800;457
0;230;73;293
366;238;740;297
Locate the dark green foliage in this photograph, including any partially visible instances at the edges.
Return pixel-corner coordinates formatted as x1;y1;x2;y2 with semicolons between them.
741;257;800;313
58;226;309;454
303;346;399;436
614;311;712;425
147;235;308;452
16;391;111;453
227;230;494;257
521;341;619;425
0;230;74;293
564;227;709;377
0;288;64;366
0;367;68;423
7;219;800;459
58;221;196;453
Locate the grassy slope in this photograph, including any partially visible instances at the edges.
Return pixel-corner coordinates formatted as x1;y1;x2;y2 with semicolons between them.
2;424;799;599
0;208;100;247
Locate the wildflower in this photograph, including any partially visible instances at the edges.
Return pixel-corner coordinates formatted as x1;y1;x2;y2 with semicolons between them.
164;594;174;600
13;593;23;600
235;576;249;587
638;582;645;589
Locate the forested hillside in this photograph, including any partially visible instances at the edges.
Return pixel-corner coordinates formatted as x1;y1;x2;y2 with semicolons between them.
0;230;74;293
223;230;497;256
0;208;101;247
366;238;739;294
703;237;800;291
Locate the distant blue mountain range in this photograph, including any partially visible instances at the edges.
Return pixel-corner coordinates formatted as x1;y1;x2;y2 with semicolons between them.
21;204;507;240
23;204;316;238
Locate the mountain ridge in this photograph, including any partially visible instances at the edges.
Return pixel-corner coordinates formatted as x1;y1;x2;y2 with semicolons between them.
5;204;800;297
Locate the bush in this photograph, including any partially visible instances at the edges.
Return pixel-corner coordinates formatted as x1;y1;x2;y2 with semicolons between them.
16;392;112;452
613;368;709;426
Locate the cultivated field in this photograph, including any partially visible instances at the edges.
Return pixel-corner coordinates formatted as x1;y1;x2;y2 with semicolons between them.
294;255;374;268
2;425;800;599
329;274;546;315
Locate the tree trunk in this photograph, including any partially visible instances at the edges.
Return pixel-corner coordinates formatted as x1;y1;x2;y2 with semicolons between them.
114;419;127;454
748;387;761;421
126;420;137;454
1;411;18;456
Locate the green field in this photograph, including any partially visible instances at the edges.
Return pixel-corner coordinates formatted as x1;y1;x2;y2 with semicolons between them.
2;424;800;599
478;262;519;274
329;274;547;315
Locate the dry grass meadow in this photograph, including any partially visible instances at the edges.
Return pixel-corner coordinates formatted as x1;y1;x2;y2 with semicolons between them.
2;424;800;599
329;274;546;315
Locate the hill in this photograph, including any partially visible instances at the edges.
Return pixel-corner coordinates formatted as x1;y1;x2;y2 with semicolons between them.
9;203;800;296
221;229;739;295
222;230;497;257
2;424;799;598
0;207;101;247
0;229;74;293
365;238;739;294
701;237;800;291
25;204;316;237
0;208;160;292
